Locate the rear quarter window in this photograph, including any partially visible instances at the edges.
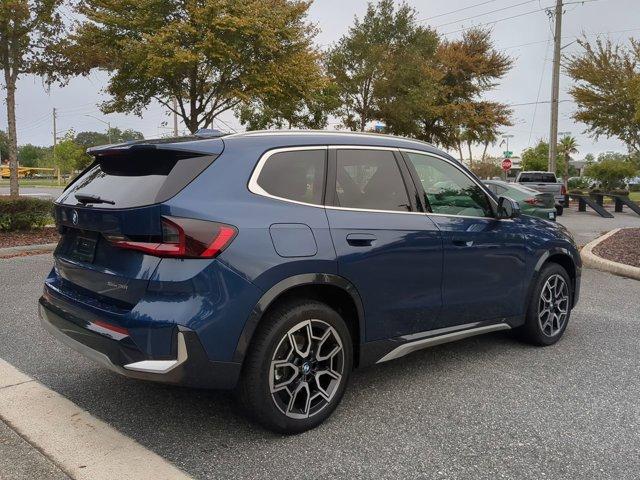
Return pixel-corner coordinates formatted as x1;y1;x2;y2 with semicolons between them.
253;149;326;205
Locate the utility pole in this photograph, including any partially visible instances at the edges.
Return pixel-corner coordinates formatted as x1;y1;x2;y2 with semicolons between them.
53;108;60;186
172;97;179;137
548;0;563;173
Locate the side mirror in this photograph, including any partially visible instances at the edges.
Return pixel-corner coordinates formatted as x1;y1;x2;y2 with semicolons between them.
497;196;521;219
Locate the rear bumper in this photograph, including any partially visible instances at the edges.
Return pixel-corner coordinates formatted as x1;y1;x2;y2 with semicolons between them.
38;299;241;389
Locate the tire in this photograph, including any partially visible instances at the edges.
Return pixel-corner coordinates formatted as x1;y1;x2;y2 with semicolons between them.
517;263;572;346
555;205;564;216
237;299;353;434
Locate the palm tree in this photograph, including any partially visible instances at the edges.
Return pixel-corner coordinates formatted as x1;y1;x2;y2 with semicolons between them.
558;136;579;191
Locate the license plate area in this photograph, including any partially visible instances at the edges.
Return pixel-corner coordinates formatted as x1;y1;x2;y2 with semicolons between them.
70;232;98;263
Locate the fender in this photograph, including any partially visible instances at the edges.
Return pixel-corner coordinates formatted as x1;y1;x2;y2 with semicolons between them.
526;246;581;310
231;273;365;364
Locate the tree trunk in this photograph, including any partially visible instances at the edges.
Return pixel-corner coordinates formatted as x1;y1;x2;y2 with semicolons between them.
5;75;19;198
482;141;489;161
467;140;473;167
563;152;569;192
457;141;464;163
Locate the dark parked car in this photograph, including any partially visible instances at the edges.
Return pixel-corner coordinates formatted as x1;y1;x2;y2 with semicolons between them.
40;131;581;433
484;180;557;221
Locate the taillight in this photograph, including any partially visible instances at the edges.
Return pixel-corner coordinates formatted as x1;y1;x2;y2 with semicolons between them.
560;184;567;195
107;216;237;258
524;198;542;206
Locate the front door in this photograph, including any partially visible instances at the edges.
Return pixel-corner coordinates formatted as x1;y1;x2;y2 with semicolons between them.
402;150;526;329
326;148;443;341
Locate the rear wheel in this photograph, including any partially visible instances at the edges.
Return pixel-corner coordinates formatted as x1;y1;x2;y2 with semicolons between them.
517;263;572;346
555;204;564;216
237;299;352;434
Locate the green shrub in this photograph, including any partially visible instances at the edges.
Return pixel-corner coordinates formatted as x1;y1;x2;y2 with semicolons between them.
0;197;53;231
584;159;637;191
567;177;590;189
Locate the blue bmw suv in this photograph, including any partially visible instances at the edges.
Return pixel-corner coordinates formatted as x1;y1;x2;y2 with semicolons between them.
40;131;581;433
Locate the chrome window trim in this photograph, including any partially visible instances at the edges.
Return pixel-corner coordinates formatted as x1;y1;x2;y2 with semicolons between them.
247;144;505;220
247;146;328;209
399;148;500;221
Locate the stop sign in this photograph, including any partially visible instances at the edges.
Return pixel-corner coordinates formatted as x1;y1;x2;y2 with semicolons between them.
501;158;512;171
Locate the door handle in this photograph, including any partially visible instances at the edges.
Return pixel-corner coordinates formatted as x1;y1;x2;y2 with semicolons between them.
452;238;474;247
346;233;377;247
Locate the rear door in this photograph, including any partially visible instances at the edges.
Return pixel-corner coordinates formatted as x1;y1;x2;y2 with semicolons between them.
402;150;526;329
53;145;219;307
325;147;443;341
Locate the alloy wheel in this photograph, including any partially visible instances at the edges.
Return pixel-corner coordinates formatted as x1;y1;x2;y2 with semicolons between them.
538;274;569;337
269;319;344;419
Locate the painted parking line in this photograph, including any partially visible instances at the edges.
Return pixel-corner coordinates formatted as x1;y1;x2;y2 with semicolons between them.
0;359;193;480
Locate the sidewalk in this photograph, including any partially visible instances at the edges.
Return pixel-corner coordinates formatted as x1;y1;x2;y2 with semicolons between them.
0;420;69;480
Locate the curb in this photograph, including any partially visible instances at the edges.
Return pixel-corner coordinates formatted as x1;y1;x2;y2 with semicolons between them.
0;243;57;258
580;228;640;281
0;359;194;480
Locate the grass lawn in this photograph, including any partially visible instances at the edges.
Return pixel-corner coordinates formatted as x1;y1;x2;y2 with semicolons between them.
0;178;66;188
630;191;640;203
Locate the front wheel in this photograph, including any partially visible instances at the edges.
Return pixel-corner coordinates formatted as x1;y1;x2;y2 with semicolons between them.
237;299;352;434
517;263;573;346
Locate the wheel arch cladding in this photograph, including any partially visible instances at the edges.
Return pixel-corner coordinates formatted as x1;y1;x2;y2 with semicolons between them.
530;249;579;308
233;274;365;367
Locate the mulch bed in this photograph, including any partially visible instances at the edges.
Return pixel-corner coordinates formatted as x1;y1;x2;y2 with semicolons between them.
593;228;640;268
0;227;59;249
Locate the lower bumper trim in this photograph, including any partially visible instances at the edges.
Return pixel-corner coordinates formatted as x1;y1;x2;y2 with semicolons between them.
124;333;187;374
38;299;242;389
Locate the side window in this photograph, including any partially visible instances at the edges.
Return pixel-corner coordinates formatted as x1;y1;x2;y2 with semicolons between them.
255;149;326;205
485;183;498;194
496;185;508;195
336;149;411;212
405;152;493;218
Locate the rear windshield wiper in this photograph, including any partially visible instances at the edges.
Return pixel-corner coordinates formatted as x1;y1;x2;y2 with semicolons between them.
75;193;116;205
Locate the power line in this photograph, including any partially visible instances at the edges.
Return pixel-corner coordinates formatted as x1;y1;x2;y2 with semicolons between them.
440;0;604;36
503;27;640;50
528;31;552;146
418;0;501;22
433;0;538;29
441;7;546;35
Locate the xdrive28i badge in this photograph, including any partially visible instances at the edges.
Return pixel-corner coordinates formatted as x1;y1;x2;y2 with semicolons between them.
71;210;79;225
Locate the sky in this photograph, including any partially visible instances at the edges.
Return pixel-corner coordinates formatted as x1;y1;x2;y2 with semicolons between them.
2;0;639;160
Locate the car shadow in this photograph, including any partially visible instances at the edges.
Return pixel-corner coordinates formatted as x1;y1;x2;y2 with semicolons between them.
46;330;522;449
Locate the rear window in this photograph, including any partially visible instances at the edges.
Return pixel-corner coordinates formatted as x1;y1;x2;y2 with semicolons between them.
519;173;557;183
255;149;326;205
57;152;215;209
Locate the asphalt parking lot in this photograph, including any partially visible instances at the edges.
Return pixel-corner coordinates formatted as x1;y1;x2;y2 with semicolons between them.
1;254;639;479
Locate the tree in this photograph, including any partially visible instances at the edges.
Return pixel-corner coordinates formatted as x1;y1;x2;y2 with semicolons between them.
74;128;144;149
53;132;85;174
566;37;640;153
378;28;512;157
326;0;426;131
584;157;638;191
521;140;566;176
18;144;50;167
237;77;340;130
558;136;579;188
68;0;320;134
469;159;501;179
0;0;67;197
